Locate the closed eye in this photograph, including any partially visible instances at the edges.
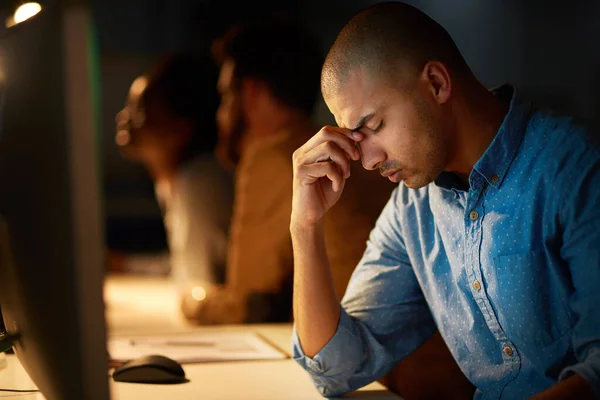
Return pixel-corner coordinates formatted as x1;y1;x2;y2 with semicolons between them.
374;121;384;133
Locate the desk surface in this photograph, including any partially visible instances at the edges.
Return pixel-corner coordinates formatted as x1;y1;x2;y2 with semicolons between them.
0;275;400;400
105;275;295;353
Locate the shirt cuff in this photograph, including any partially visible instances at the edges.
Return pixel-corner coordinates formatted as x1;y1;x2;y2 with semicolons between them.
559;347;600;399
292;309;365;396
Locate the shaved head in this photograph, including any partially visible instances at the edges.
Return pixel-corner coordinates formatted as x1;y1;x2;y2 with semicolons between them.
322;2;470;99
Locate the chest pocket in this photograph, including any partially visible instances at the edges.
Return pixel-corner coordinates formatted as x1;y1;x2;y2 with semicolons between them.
491;252;573;348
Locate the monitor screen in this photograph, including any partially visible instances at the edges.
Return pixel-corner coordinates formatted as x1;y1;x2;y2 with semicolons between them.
0;2;109;399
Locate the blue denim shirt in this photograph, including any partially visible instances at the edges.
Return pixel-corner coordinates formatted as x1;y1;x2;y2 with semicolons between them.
292;87;600;399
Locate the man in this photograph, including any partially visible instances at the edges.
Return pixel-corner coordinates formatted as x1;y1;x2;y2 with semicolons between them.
292;2;599;399
180;20;395;324
115;53;233;298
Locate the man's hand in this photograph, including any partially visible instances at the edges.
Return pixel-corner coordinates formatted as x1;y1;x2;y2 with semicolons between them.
291;126;363;228
290;126;362;357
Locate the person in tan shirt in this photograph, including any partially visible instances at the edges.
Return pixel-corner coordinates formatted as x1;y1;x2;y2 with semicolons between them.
180;20;394;323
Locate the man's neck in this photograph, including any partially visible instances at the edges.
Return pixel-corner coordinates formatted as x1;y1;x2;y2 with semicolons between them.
446;84;510;183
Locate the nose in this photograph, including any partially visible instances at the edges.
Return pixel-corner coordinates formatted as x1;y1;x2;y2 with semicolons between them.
359;140;384;171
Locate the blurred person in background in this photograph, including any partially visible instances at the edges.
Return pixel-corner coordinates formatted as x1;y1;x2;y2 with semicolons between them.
179;19;395;324
115;53;234;301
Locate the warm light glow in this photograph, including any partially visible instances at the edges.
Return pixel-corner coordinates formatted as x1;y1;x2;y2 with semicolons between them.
14;2;42;24
191;286;207;302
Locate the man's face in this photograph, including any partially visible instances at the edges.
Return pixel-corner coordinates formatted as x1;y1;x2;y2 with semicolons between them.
115;76;179;162
115;76;150;159
216;59;245;168
325;68;449;189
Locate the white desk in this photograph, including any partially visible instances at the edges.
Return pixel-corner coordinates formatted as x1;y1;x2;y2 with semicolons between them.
0;275;401;400
0;355;44;399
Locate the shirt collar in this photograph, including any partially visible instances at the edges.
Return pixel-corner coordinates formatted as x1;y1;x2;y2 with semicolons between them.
471;85;532;190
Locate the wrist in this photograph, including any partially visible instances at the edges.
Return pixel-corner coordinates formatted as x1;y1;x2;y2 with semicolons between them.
290;218;324;239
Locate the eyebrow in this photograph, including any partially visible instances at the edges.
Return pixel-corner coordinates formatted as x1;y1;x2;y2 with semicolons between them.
349;113;376;132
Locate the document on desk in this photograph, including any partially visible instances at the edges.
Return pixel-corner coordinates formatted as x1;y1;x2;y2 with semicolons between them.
108;331;287;364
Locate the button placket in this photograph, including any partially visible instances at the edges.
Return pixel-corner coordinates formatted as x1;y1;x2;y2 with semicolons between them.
465;186;509;342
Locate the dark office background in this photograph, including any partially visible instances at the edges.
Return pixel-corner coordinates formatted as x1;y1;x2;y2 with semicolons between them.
8;0;599;253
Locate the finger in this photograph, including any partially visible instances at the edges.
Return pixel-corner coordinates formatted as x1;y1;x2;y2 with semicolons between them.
303;126;362;160
322;125;363;141
298;161;345;192
304;141;351;179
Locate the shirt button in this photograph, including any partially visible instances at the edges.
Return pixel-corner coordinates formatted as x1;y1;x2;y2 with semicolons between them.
503;346;513;356
491;175;499;183
469;211;479;220
473;281;481;291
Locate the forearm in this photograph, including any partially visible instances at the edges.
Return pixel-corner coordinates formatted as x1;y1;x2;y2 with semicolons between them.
529;374;594;400
291;220;341;358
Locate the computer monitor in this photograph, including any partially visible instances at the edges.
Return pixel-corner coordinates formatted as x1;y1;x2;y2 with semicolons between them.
0;2;109;400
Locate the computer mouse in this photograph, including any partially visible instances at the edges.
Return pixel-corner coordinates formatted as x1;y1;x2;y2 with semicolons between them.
112;354;187;384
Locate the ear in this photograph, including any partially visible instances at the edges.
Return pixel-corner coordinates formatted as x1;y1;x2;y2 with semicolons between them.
422;61;451;105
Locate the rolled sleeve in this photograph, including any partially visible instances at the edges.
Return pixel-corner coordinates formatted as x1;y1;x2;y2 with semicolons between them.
292;309;367;397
